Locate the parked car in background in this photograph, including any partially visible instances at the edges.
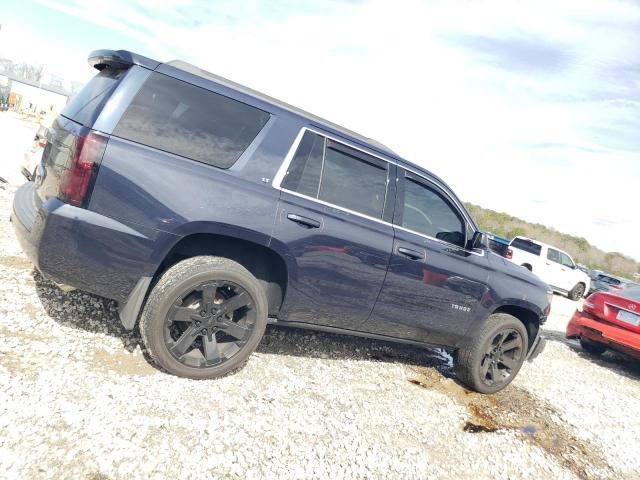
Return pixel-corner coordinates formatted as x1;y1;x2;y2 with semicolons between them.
11;49;550;394
21;124;49;180
567;287;640;359
588;273;637;296
505;236;590;300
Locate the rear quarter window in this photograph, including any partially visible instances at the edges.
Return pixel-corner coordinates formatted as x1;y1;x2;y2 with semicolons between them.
113;72;270;169
510;238;542;256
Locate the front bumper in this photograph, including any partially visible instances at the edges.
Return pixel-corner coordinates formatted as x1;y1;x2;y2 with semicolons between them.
566;310;640;358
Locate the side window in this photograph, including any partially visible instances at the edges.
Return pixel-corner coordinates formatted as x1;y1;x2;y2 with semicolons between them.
559;252;574;268
401;176;465;247
281;131;324;197
281;131;389;219
318;142;388;218
114;72;270;168
547;248;560;263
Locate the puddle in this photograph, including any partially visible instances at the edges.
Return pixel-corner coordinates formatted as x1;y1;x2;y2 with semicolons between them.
408;366;615;480
91;348;157;376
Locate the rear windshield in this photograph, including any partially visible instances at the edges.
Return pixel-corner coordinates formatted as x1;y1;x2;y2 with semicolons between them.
510;238;542;256
61;68;126;127
113;72;270;169
621;287;640;301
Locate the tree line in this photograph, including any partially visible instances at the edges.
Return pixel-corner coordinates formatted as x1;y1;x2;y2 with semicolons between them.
466;203;639;279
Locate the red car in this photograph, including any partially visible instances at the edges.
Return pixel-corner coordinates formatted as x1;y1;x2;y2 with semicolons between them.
567;287;640;358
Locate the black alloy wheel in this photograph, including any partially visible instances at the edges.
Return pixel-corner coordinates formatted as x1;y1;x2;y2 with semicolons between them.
454;313;529;393
165;281;256;368
140;256;268;379
478;328;524;388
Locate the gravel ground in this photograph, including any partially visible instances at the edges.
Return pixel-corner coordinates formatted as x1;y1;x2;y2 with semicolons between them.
0;120;639;479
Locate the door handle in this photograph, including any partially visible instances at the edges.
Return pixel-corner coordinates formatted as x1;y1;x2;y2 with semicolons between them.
287;213;320;229
398;247;424;260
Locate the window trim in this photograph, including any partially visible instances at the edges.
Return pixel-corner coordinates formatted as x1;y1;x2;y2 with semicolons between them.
276;127;391;222
273;127;483;255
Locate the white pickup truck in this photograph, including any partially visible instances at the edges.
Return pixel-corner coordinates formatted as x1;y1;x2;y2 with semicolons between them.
506;236;590;300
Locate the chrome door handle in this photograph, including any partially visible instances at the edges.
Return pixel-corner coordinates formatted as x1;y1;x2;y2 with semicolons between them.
287;213;320;229
398;247;424;260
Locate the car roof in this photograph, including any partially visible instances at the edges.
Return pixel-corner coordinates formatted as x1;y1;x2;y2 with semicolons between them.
167;60;399;158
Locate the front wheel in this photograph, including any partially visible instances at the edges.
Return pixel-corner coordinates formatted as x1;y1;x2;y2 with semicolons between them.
139;256;268;379
455;313;528;394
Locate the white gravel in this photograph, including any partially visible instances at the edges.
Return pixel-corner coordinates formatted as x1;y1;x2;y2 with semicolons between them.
0;118;639;479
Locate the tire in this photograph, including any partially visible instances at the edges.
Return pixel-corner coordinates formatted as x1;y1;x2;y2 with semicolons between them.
580;338;606;356
521;264;532;272
568;283;585;301
139;256;268;379
454;313;528;394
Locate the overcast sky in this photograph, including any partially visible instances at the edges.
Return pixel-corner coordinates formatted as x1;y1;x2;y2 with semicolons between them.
2;0;639;260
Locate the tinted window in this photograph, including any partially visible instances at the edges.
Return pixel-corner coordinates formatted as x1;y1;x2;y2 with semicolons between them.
61;69;126;127
114;72;270;168
281;131;324;197
318;143;387;218
511;238;542;256
401;178;464;246
547;248;560;263
559;252;574;268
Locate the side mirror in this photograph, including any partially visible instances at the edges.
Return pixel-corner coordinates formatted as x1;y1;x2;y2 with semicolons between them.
471;231;489;251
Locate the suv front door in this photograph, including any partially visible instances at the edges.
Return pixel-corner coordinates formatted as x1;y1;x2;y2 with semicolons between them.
271;129;395;330
364;169;492;346
545;248;570;290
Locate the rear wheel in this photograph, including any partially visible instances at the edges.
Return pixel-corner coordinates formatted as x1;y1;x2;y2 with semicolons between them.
455;313;528;394
568;283;585;301
580;338;606;356
140;256;267;379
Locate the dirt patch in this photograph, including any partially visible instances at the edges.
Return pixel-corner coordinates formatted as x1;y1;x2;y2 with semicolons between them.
0;255;33;271
408;366;616;480
91;348;157;377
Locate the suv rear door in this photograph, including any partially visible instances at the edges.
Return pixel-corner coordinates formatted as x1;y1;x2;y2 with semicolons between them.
364;169;492;346
271;129;395;330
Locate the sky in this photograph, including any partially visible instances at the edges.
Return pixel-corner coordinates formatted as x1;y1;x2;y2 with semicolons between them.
1;0;639;260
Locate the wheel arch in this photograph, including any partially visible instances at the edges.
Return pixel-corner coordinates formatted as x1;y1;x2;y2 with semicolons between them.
491;304;541;351
153;232;289;317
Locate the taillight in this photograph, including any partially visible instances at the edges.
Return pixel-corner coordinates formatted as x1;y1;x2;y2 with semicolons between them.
60;132;107;207
37;138;47;148
505;248;513;259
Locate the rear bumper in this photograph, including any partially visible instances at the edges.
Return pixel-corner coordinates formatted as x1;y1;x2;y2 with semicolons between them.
11;182;173;303
566;309;640;357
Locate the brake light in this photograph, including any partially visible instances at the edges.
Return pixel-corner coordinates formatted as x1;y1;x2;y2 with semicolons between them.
505;248;513;259
60;132;107;207
37;138;47;148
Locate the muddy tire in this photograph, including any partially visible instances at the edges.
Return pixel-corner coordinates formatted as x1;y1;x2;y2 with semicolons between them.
568;283;585;301
139;256;267;379
455;313;528;394
580;338;606;356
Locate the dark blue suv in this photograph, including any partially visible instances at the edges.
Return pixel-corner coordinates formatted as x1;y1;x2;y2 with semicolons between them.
12;50;549;393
